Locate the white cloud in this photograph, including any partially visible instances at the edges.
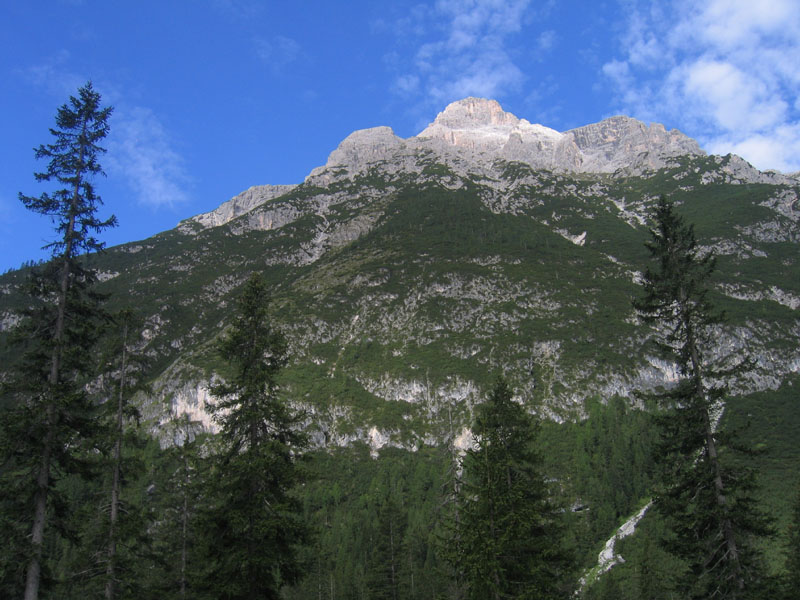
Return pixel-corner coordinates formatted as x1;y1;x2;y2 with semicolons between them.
537;30;556;53
392;0;533;109
604;0;800;172
22;51;86;97
22;58;191;207
106;107;191;208
682;60;788;131
253;35;301;72
393;74;421;96
706;124;800;174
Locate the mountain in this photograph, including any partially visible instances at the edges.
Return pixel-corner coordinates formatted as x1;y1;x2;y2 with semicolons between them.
2;96;799;590
2;97;798;450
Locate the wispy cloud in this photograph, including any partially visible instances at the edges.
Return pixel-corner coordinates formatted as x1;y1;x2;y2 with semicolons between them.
106;107;191;209
392;0;533;110
536;30;556;53
22;57;192;208
209;0;264;21
253;35;302;72
22;51;86;97
603;0;800;172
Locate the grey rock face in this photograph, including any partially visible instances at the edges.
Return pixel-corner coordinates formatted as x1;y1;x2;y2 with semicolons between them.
700;154;799;185
181;98;794;233
183;184;297;229
565;116;705;173
310;97;708;181
324;126;406;168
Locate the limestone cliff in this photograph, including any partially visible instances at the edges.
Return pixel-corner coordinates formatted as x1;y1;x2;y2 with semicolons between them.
310;97;707;182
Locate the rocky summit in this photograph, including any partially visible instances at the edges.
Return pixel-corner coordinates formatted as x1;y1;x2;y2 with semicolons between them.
1;97;799;454
305;97;706;185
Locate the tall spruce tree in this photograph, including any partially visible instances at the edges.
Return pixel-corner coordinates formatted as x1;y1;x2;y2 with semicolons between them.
0;81;115;600
446;377;570;600
634;197;769;599
199;273;307;599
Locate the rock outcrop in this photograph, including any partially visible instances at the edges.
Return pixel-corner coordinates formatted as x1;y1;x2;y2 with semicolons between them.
186;98;798;230
565;116;704;174
309;97;707;181
183;184;296;229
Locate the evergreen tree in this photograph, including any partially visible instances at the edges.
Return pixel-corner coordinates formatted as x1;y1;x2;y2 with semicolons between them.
366;493;406;600
0;81;115;600
102;313;138;600
785;483;800;598
445;377;570;600
147;413;206;600
199;273;308;599
634;197;770;599
88;310;150;599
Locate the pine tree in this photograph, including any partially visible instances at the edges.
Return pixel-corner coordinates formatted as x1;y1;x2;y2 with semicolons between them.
0;81;115;600
146;413;206;599
366;493;406;600
199;273;307;599
785;483;800;598
634;197;769;599
103;313;135;600
446;377;570;600
45;310;155;599
92;310;149;599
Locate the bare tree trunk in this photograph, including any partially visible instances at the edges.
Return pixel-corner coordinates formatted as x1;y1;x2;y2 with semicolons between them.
23;424;53;600
105;321;129;600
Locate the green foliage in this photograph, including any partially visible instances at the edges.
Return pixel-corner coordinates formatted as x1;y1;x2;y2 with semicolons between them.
52;430;153;599
198;273;308;599
719;380;800;573
634;197;772;599
1;81;116;600
564;397;656;561
19;80;117;258
445;377;572;600
285;444;452;600
582;511;686;600
143;416;208;600
784;483;800;598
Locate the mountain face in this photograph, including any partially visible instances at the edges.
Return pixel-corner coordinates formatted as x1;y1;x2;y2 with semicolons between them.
2;98;799;453
298;97;708;189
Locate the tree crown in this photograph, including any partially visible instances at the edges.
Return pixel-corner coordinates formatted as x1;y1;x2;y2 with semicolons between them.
19;81;116;259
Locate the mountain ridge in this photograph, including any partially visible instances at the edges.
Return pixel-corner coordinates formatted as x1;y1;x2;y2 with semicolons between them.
308;97;707;182
2;98;798;455
187;98;795;231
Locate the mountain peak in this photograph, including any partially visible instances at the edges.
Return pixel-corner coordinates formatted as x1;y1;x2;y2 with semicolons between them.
416;97;563;157
429;97;519;129
306;97;709;183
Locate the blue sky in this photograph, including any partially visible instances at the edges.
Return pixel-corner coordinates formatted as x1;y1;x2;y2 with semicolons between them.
2;0;799;272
